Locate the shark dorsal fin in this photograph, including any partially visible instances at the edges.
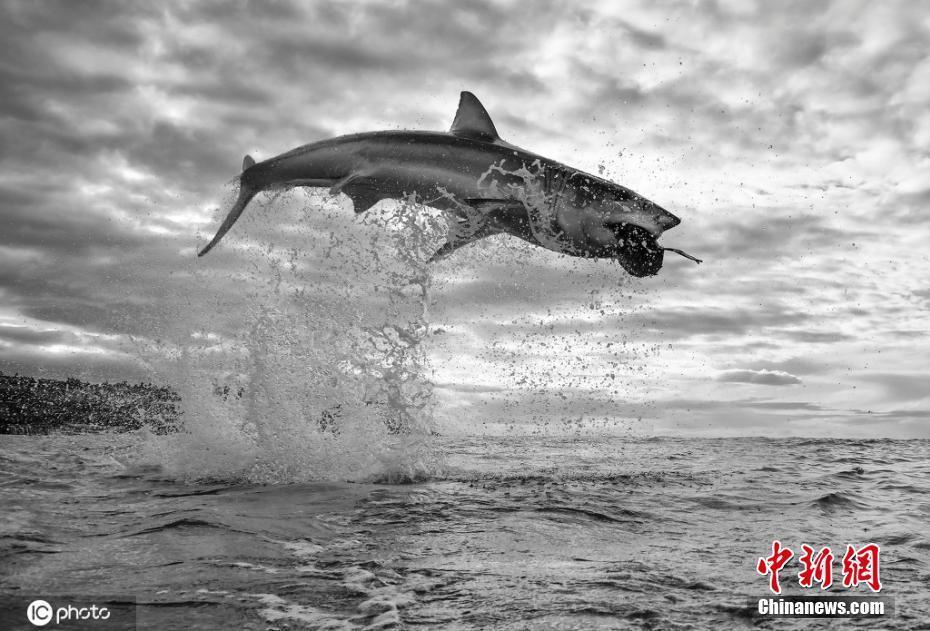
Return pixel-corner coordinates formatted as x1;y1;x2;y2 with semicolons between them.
242;154;256;171
450;92;500;142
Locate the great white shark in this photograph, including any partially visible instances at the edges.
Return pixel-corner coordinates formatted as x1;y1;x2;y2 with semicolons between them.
198;91;701;277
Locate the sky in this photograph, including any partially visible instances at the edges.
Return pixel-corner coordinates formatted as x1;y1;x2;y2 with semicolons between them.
1;0;928;437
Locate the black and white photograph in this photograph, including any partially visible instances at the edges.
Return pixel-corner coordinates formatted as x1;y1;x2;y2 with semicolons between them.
1;1;928;628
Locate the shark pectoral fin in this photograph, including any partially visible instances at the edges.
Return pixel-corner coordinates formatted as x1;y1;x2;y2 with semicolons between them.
463;198;526;214
462;199;530;232
429;203;517;263
330;173;385;214
428;241;466;262
428;223;500;263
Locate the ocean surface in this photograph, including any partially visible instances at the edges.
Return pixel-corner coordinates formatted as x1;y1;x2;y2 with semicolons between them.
1;433;927;630
2;198;927;628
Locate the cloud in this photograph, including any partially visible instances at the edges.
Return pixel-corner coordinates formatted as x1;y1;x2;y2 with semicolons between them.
748;357;829;376
715;369;802;386
858;373;930;403
0;0;927;438
774;330;855;344
633;304;808;337
0;324;73;346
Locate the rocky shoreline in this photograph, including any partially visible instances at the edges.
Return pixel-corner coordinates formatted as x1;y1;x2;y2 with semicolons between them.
0;372;181;435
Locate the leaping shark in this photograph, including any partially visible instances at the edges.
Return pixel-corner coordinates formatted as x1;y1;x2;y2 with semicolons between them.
198;91;700;277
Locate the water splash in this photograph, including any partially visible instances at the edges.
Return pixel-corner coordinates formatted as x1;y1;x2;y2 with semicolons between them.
141;189;446;483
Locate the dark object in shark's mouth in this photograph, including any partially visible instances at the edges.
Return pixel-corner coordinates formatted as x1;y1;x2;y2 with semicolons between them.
614;225;664;277
613;224;702;278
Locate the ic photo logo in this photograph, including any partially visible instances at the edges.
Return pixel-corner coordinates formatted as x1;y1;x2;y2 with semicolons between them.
26;600;52;626
25;599;112;626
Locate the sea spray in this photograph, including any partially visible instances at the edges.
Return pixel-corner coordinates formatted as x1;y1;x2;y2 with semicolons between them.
425;239;659;437
141;189;446;483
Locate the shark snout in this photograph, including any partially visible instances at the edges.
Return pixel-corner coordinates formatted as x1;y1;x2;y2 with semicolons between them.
654;206;681;231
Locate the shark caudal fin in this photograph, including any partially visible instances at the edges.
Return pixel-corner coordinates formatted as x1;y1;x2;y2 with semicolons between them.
198;156;260;257
197;180;259;257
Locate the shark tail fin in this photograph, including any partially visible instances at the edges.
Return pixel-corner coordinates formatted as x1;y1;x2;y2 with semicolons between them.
198;179;259;257
242;154;256;171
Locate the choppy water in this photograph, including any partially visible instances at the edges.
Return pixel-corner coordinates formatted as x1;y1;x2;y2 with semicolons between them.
4;192;927;628
2;434;928;629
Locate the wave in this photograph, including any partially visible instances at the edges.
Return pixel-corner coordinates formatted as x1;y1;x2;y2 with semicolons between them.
809;491;869;511
135;195;445;484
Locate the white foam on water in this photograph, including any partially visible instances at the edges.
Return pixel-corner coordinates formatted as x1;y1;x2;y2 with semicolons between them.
130;174;658;482
231;561;280;574
282;539;325;557
139;191;448;483
246;535;428;629
255;593;353;629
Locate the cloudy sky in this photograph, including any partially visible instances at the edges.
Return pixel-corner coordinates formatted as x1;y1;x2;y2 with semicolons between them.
1;0;928;437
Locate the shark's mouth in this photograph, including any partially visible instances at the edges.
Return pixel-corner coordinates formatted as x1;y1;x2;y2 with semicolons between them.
612;224;702;278
613;224;665;277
